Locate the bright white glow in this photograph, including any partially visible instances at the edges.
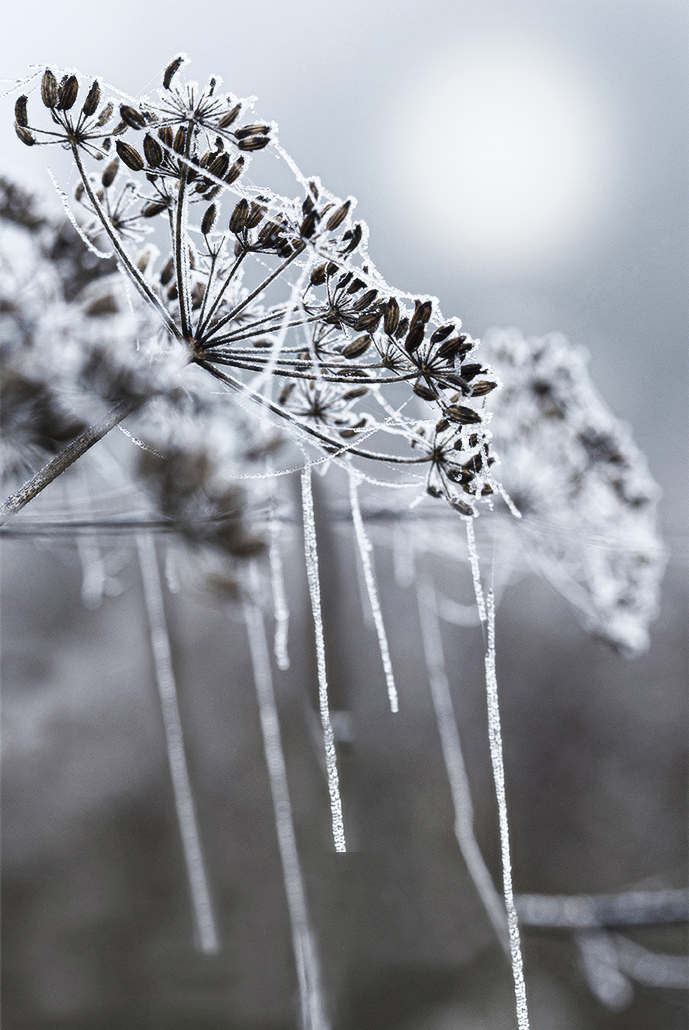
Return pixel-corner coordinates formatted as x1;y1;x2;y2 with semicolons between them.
388;43;609;263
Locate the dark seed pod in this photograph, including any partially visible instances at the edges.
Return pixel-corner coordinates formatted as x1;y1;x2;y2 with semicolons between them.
229;198;249;233
353;309;382;332
101;158;119;187
14;96;28;127
82;80;101;117
337;270;353;290
278;381;294;406
208;151;230;178
437;334;470;360
203;185;221;201
459;362;483;381
218;103;241;128
163;55;185;90
430;323;455;344
310;263;327;286
102;138;111;151
58;75;79;111
446;404;482;425
341;222;362;255
258;220;282;246
450;497;475;516
300;211;318;238
326;262;338;277
446;467;473;485
353;288;378;311
343;335;372;359
342;386;368;400
96;102;113;127
158;125;173;149
469;379;497;396
120;104;146;130
167;284;178;300
409;299;432;331
143;134;163;167
326;200;350;231
111;121;128;136
41;69;59;108
116;140;144;172
15;125;35;146
141;200;168;218
160;257;175;285
394;317;409;340
201;203;217;235
405;323;425;354
74;182;84;201
463;452;483;472
245;202;265;230
225;158;244;184
347;277;366;294
173;126;187;154
436;418;450;433
427;485;443;498
235;123;270;139
237;134;270;151
383;297;400;336
413;380;437;401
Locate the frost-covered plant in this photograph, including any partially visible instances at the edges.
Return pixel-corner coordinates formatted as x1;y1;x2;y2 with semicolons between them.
484;327;665;656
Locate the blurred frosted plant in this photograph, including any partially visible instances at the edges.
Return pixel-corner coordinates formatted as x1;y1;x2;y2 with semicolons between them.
485;327;665;656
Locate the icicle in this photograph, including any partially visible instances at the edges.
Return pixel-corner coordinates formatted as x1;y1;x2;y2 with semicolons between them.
484;588;531;1030
136;533;219;955
269;514;291;671
243;567;330;1030
465;517;487;623
300;466;347;852
416;575;509;953
348;468;399;713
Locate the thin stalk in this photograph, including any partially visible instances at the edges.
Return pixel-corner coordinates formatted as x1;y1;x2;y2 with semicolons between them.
71;145;179;338
203;312;323;350
174;123;194;339
194;245;220;335
0;400;135;527
197;249;247;336
204;354;418;386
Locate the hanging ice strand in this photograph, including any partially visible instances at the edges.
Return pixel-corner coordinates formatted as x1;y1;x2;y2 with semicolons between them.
136;533;220;954
485;587;531;1030
300;466;347;852
269;510;291;672
348;467;399;713
243;565;330;1030
416;574;509;953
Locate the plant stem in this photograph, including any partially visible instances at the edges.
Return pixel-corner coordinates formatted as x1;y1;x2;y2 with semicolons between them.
0;400;135;527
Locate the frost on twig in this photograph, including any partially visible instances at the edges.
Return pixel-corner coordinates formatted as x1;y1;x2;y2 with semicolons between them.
486;328;665;655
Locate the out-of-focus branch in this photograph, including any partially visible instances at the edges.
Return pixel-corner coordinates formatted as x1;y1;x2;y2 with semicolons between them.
515;888;689;929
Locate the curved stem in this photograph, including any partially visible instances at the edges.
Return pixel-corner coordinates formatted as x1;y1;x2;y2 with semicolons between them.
174;122;194;339
0;400;135;527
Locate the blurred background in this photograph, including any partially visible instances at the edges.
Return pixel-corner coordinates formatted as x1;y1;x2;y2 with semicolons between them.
1;1;687;1027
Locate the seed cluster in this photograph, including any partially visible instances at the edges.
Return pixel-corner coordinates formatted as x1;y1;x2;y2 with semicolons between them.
13;56;502;516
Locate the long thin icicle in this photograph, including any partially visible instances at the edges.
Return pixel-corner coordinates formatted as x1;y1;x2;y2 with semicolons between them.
269;514;291;671
416;575;509;953
300;466;346;852
136;533;219;954
465;517;487;623
484;588;530;1029
348;468;399;713
243;571;330;1030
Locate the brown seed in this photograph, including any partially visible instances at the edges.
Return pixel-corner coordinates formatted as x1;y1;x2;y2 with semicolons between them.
405;323;425;354
101;158;119;187
343;335;371;359
229;198;249;233
310;263;327;286
450;497;475;516
136;250;150;273
237;134;270;151
470;379;497;396
326;200;350;231
343;386;368;399
163;55;185;90
111;121;128;136
58;75;79;111
96;102;114;127
347;277;366;294
383;297;400;335
459;362;483;381
120;104;145;130
225;159;244;184
141;200;168;218
15;125;35;146
201;203;217;235
394;317;409;340
41;69;59;108
158;125;173;149
354;309;382;332
160;257;175;285
409;299;432;331
278;381;294;405
413;380;436;401
326;261;338;276
218;103;241;128
300;211;318;238
337;271;353;290
208;151;230;178
81;80;101;118
446;404;482;425
173;126;187;154
14;96;28;127
204;185;222;200
340;222;362;254
235;123;270;138
427;485;443;498
143;134;163;167
437;334;470;360
167;284;178;300
436;418;450;433
353;288;378;311
116;140;144;172
430;323;455;344
74;183;84;201
245;202;265;230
